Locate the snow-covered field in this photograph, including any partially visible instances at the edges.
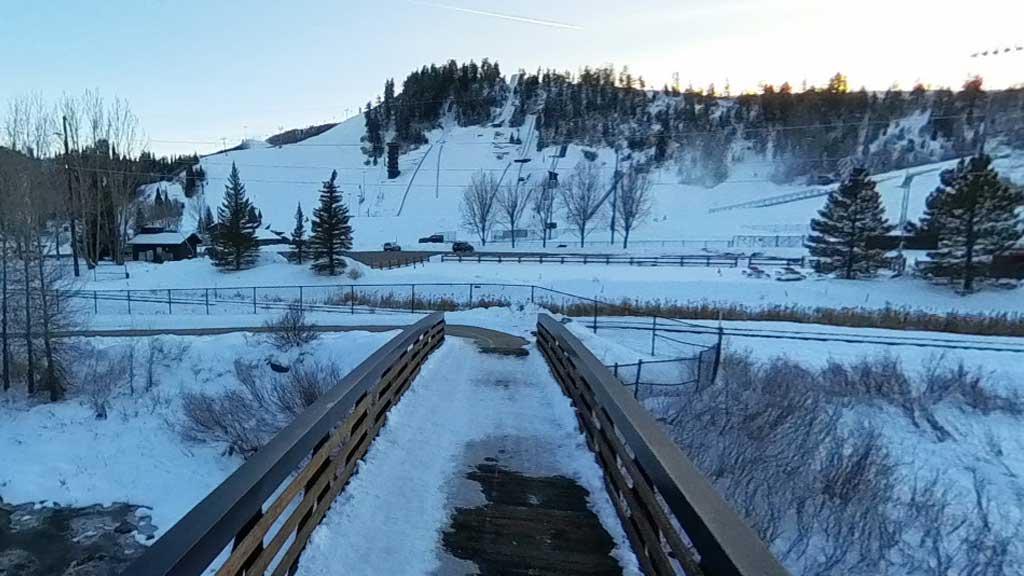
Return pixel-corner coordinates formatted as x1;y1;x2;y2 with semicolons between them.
74;255;1024;318
0;329;396;538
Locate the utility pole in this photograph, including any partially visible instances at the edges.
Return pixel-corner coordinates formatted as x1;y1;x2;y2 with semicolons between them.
610;150;620;245
61;116;81;277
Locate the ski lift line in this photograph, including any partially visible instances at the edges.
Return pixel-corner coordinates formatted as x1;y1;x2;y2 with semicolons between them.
68;164;1003;191
145;111;1024;148
195;148;984;174
707;153;1011;212
395;143;434;216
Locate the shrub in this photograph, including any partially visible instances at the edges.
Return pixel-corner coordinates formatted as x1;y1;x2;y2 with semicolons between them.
263;305;319;351
346;265;365;281
658;350;1021;574
74;345;131;419
180;359;342;456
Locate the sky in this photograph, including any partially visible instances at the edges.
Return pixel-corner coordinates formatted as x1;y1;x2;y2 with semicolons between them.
2;0;1021;156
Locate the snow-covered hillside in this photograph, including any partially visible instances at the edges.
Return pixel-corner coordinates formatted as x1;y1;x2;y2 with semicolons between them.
150;99;1024;252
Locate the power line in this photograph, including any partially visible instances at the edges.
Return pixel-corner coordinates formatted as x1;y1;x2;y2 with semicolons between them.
69;156;998;190
146;111;1024;149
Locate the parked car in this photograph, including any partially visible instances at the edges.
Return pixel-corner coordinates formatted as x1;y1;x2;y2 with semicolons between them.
418;234;445;243
743;265;768;279
452;241;475;254
774;267;806;282
382;242;402;252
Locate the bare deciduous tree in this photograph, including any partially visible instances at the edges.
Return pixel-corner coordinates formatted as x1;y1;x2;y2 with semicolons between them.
496;182;529;248
561;161;607;247
615;165;653;249
460;171;499;246
531;182;558;248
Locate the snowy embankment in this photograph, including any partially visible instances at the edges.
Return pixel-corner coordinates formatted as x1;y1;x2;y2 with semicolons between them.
295;337;640;576
573;318;1024;572
76;256;1024;319
0;330;395;539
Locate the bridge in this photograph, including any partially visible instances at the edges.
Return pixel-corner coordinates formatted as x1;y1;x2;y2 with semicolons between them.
121;313;788;576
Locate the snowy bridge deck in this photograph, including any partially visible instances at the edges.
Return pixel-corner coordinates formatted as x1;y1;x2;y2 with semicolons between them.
121;315;787;576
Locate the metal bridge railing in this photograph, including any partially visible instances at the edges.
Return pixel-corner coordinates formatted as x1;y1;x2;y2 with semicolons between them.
537;314;789;576
120;313;445;576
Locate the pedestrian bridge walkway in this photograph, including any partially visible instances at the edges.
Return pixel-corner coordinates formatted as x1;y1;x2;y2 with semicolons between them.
121;314;788;576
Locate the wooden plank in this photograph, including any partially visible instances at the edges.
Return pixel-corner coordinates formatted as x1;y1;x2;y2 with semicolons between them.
540;327;704;574
537;316;788;576
545;337;678;575
217;390;373;575
266;325;444;575
220;321;445;576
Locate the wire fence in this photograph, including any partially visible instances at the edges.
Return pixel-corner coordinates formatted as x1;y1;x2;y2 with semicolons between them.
440;253;806;268
61;282;724;385
609;345;721;401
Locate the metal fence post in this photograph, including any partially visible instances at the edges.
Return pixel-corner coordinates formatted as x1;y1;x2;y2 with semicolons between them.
650;315;657;355
205;288;210;315
468;284;474;307
411;284;416;314
299;286;304;311
634;359;643;399
613;362;619;381
126;290;131;315
711;324;724;385
350;285;355;314
592;299;598;333
252;287;257;314
167;289;172;314
530;285;535;304
93;290;98;314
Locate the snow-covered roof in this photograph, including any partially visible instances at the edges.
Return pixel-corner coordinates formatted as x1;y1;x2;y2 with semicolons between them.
256;227;287;241
128;231;192;246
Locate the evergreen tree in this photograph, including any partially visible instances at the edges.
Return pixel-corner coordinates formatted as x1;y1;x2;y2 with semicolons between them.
364;103;384;165
309;170;352;275
292;202;307;264
806;168;895;278
201;205;215;234
919;155;1023;292
211;163;261;271
383;79;395;127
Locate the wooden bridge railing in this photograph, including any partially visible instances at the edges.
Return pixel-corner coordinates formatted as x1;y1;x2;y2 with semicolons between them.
122;312;446;576
537;314;789;576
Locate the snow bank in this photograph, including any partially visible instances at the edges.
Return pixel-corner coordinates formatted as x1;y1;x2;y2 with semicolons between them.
0;330;394;539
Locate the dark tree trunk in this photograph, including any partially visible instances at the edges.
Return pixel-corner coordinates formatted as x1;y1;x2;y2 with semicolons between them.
36;235;61;401
21;239;35;395
1;232;8;392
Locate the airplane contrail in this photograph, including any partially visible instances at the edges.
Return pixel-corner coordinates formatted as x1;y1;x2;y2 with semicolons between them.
409;1;583;30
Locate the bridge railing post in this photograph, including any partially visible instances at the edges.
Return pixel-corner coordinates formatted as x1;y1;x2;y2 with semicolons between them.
634;359;642;399
650;316;657;356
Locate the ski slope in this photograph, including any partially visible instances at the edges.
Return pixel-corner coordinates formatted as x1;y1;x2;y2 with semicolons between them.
149;102;1024;251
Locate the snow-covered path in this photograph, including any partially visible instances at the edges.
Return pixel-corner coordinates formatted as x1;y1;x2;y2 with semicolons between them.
293;337;640;576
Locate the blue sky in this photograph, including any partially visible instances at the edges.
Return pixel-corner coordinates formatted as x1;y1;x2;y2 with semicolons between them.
2;0;1020;156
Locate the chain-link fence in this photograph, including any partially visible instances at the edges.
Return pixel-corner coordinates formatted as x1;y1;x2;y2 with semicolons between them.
609;344;720;401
